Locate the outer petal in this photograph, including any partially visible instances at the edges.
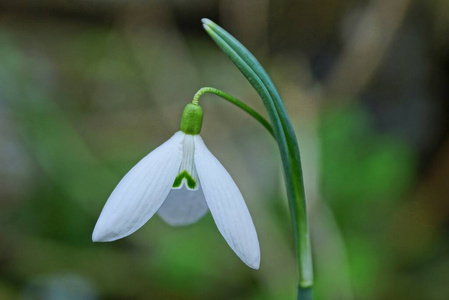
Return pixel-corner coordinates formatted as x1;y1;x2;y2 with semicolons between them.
92;132;184;242
157;186;209;226
194;135;260;269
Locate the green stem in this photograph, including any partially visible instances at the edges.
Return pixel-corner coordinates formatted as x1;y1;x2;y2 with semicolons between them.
193;87;275;138
201;19;313;299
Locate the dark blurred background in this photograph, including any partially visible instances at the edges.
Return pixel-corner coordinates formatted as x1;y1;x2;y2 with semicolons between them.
1;0;449;299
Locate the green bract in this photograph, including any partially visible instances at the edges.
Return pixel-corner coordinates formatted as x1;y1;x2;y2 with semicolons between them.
180;103;203;135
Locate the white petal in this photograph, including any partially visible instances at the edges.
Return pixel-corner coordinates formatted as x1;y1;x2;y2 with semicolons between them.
194;135;260;269
92;131;184;242
157;185;209;226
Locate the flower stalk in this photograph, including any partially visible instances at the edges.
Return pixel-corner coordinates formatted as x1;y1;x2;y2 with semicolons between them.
192;87;274;138
202;19;314;299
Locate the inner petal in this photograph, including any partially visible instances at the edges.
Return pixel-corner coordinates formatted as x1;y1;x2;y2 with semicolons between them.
173;134;199;190
158;185;209;226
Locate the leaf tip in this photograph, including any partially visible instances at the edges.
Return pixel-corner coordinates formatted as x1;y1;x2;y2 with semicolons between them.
201;18;214;26
202;23;212;34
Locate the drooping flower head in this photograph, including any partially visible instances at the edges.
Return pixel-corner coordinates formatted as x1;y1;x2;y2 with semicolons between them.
93;102;260;269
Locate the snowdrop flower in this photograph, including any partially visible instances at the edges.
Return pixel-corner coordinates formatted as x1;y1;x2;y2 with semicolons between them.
93;103;260;269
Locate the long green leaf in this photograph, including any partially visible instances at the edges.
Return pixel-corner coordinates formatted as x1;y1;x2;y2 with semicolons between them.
202;19;313;299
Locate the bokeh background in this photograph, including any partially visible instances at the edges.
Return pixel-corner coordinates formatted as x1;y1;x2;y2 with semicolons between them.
1;0;448;299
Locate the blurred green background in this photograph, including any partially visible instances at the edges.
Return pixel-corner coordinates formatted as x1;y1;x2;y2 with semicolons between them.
1;0;449;299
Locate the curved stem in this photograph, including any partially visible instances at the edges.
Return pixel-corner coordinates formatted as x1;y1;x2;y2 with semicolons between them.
193;87;275;138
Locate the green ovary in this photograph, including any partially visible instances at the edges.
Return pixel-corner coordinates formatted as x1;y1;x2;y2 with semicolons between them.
172;170;197;189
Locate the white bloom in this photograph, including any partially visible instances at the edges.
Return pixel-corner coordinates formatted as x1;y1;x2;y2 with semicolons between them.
92;131;260;269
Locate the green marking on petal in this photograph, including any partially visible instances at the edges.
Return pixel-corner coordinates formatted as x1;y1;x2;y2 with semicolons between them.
172;170;197;189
